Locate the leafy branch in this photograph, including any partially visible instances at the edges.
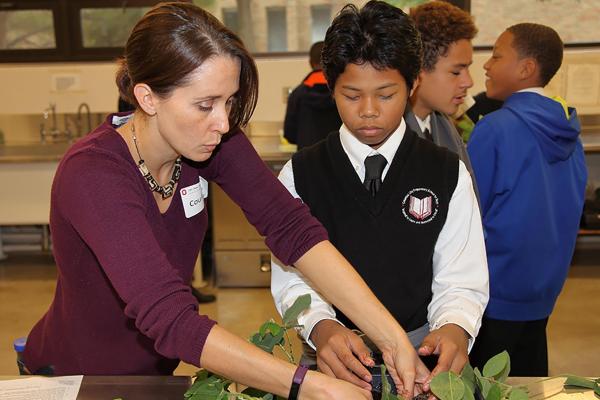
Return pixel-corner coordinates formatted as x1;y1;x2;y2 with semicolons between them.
427;351;600;400
184;294;312;400
185;296;598;400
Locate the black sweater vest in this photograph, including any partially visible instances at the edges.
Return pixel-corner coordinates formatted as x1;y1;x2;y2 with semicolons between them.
292;129;459;331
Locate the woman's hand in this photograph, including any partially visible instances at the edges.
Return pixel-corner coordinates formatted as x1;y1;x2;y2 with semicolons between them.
301;370;373;400
379;335;430;398
294;242;431;396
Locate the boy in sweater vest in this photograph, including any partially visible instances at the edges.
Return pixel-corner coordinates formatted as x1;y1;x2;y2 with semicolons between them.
271;0;488;392
467;23;587;376
284;41;342;150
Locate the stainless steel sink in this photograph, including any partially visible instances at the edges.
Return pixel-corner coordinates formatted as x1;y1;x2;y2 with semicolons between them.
0;142;71;162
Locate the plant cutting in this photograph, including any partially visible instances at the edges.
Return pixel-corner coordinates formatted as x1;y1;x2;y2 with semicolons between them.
185;295;598;400
184;294;312;400
427;351;600;400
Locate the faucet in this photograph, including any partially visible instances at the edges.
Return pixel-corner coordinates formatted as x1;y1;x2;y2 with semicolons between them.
77;102;92;136
40;103;73;143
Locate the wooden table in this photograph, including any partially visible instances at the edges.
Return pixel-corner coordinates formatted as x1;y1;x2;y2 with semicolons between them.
1;375;192;399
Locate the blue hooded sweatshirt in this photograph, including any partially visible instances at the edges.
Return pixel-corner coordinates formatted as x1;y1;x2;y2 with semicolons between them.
467;91;587;321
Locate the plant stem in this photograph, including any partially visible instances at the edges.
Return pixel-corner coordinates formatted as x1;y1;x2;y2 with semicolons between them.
283;328;296;364
277;343;295;363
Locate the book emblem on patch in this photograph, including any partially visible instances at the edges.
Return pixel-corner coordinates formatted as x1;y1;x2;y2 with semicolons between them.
402;188;439;224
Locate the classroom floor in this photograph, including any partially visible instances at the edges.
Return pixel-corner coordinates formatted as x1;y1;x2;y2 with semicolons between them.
0;251;599;378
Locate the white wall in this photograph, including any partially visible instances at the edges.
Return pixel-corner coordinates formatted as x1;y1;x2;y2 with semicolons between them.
2;48;600;143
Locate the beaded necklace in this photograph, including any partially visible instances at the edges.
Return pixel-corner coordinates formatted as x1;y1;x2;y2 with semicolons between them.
131;122;182;199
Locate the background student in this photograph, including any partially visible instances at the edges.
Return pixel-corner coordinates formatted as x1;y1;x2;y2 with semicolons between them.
283;41;342;150
405;1;477;184
467;23;587;376
271;0;488;391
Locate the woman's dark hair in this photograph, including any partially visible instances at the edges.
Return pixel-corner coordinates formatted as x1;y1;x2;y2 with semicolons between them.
507;23;563;87
410;1;477;72
321;0;422;91
116;2;258;130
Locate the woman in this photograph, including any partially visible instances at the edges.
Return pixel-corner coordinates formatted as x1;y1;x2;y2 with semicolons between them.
22;3;427;399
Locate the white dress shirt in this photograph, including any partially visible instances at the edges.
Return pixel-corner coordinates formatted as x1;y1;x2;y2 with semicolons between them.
271;119;489;351
517;87;545;96
414;113;432;134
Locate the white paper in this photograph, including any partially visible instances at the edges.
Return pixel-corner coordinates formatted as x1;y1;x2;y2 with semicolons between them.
0;375;82;400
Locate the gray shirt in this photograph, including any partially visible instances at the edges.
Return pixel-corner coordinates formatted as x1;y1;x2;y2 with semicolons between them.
404;107;480;203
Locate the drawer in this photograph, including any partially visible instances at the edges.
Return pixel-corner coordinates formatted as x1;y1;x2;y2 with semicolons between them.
215;250;272;287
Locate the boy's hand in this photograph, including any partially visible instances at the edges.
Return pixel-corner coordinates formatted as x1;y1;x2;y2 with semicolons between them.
310;319;375;390
418;323;469;388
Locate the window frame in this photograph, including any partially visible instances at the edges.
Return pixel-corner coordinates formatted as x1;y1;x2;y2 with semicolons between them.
0;0;172;63
0;0;598;63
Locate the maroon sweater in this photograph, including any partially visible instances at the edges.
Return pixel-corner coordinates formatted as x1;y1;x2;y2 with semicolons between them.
23;114;327;375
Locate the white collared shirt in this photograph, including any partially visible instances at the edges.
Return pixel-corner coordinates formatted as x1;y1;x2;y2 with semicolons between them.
414;113;432;135
338;118;405;183
271;122;489;351
517;87;545;96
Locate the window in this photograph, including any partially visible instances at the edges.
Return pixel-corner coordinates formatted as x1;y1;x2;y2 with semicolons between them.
80;7;150;48
222;8;239;35
0;0;167;63
4;0;594;63
267;7;287;52
0;9;55;50
311;5;331;44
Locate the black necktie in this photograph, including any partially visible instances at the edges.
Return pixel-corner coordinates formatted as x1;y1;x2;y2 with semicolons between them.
363;154;387;197
423;128;433;142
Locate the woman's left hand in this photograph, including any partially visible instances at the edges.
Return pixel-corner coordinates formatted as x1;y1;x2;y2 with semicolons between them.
380;335;430;398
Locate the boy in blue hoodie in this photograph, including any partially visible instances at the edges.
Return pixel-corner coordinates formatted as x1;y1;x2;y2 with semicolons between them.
467;23;587;376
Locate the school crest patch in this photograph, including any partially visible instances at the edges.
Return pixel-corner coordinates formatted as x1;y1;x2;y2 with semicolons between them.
402;188;439;224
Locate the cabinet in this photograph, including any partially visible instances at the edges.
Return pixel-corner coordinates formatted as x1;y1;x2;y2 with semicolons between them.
212;158;290;287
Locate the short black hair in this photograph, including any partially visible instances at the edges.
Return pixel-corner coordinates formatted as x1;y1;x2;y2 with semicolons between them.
507;23;563;86
309;41;324;69
322;0;422;91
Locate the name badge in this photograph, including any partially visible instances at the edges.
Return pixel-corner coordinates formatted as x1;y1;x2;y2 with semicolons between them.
181;177;208;218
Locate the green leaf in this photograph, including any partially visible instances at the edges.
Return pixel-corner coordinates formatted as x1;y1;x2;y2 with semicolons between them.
482;351;511;382
594;382;600;398
461;363;476;394
194;369;210;381
509;387;529;400
259;321;282;337
253;331;285;354
282;294;311;326
378;364;403;400
381;365;392;400
184;375;228;399
185;371;233;400
463;385;475;400
564;375;597;390
474;368;491;398
430;371;466;400
249;332;263;347
242;387;274;398
487;384;502;400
